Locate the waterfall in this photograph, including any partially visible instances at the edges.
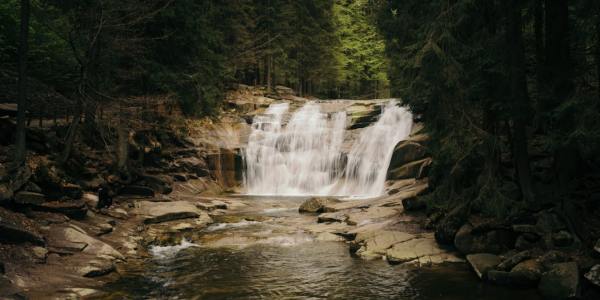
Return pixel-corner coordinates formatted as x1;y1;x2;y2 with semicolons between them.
243;100;413;198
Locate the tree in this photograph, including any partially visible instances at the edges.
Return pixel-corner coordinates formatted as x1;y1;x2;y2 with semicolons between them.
14;0;29;165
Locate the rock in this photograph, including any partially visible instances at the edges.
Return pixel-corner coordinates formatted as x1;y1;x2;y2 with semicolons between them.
139;174;173;194
13;191;46;205
402;196;426;211
196;200;228;211
0;183;13;204
386;235;452;265
386;158;432;180
512;224;541;235
47;224;124;260
355;231;415;258
0;207;45;245
346;206;399;226
497;250;539;271
515;234;539;251
299;197;340;213
388;141;428;171
552;230;574;247
317;212;347;223
538;262;579;299
454;224;514;255
0;261;4;274
31;246;48;262
510;259;543;286
595;239;600;254
584;264;600;288
103;207;128;219
487;270;513;285
316;232;345;242
466;253;502;279
96;223;113;236
22;181;42;193
434;203;469;245
61;183;83;199
80;259;115;277
137;201;200;224
35;199;88;219
82;193;99;208
120;185;155;197
173;174;188;182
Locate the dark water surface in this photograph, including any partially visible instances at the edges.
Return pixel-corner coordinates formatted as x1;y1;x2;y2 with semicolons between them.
103;197;541;299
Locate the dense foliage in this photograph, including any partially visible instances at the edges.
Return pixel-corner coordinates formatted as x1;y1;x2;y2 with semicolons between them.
0;0;390;117
375;0;600;217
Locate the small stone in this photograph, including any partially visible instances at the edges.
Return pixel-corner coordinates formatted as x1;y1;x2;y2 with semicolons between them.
538;262;579;299
14;191;46;205
466;253;502;279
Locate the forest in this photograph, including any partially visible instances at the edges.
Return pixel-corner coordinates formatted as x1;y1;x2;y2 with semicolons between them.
1;0;600;299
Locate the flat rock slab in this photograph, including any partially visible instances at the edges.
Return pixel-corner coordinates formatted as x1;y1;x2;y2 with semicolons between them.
137;201;200;224
356;231;415;259
47;224;123;260
386;233;459;265
466;253;502;279
346;206;399;226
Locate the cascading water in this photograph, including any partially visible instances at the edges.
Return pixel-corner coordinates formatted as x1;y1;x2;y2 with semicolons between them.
243;100;413;198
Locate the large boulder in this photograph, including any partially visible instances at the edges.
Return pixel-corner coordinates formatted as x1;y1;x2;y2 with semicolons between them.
538;262;580;299
387;158;431;180
434;203;469;245
299;197;340;213
466;253;501;279
388;141;428;171
136;201;201;224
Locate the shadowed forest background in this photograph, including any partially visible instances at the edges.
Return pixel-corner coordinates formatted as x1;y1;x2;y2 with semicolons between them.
2;0;600;297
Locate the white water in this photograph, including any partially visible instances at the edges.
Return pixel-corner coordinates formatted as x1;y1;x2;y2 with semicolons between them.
243;100;413;198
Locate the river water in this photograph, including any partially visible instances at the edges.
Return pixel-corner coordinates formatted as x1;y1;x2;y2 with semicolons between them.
103;197;541;300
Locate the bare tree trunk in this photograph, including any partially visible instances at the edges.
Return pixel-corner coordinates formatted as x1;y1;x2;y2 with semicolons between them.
507;0;535;202
60;101;82;164
14;0;29;165
116;108;129;173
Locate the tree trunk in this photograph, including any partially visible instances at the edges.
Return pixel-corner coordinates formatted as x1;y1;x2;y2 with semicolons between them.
534;0;545;102
14;0;30;165
506;0;535;202
59;104;81;165
116;105;129;173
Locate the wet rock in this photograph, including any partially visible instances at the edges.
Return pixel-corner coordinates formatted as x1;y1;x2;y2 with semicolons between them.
80;259;115;277
137;201;200;224
552;230;573;247
434;203;469;245
386;158;431;180
388;141;428;171
510;259;543;286
120;185;155;197
317;212;347;223
13;191;46;205
299;197;340;213
584;264;600;288
0;207;45;245
538;262;579;299
466;253;501;279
